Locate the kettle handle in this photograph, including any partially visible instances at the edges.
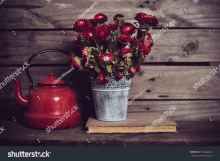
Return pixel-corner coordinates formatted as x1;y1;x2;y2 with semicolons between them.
26;49;73;91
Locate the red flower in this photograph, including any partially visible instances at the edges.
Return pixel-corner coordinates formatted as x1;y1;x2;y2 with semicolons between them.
119;34;131;42
130;38;138;45
129;67;136;74
118;72;123;78
94;13;108;23
84;60;90;67
121;49;132;56
136;66;141;72
135;13;159;27
114;14;124;21
89;19;98;25
139;41;151;55
82;26;96;42
95;24;111;41
102;79;109;85
73;33;82;45
73;19;90;32
99;53;114;63
69;53;73;60
145;33;154;47
72;56;81;68
82;48;90;60
121;25;136;35
97;72;105;83
109;23;120;31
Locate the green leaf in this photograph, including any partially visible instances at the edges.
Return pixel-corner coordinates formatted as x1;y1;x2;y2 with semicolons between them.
89;65;94;68
95;66;101;73
105;74;109;80
106;65;112;73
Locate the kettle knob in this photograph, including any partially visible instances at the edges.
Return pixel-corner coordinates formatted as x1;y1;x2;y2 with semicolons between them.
48;73;55;76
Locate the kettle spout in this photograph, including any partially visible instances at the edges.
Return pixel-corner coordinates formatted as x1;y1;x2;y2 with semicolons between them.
14;77;28;107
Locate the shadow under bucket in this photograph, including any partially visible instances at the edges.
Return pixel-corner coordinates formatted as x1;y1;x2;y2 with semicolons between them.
91;77;131;121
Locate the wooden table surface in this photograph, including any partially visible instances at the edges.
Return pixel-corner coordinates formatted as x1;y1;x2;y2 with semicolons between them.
0;120;219;146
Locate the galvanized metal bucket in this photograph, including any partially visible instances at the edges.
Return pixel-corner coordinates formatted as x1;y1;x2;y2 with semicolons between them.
91;77;132;121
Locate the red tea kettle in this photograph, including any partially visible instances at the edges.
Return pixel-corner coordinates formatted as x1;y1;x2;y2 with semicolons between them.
14;49;81;131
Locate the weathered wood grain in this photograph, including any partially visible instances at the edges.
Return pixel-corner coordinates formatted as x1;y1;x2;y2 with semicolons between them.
130;66;220;99
0;120;220;146
127;101;220;121
0;67;92;100
1;100;219;122
0;66;220;100
0;0;220;29
1;29;220;64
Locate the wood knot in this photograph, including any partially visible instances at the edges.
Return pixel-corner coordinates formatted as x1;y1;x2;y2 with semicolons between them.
183;41;199;55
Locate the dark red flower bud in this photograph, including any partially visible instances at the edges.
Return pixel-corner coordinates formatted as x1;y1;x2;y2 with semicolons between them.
84;60;90;67
97;72;105;83
118;72;123;78
129;66;136;74
94;13;108;23
136;66;141;72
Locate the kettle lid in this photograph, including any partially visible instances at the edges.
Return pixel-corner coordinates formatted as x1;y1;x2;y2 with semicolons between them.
38;73;66;85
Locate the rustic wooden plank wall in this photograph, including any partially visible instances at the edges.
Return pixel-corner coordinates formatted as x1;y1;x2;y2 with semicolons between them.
0;0;220;122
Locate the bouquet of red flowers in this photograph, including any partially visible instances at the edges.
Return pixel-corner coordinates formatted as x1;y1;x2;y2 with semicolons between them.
70;13;158;85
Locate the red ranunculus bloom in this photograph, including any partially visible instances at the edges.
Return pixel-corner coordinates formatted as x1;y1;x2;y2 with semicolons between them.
97;72;105;83
99;53;114;63
121;25;136;35
73;19;90;32
139;41;151;55
72;56;81;68
135;13;159;27
145;33;154;47
136;66;141;72
129;67;136;74
119;34;131;42
109;23;120;31
84;60;90;67
94;13;108;23
130;38;138;45
95;24;111;41
82;48;90;60
118;72;123;78
121;49;132;56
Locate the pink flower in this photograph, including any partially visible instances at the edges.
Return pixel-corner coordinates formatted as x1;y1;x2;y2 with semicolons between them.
99;53;114;63
97;72;105;83
129;66;136;74
82;48;90;60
